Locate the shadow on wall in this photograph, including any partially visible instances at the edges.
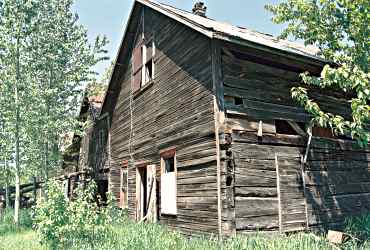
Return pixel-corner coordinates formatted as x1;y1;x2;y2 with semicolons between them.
304;140;370;230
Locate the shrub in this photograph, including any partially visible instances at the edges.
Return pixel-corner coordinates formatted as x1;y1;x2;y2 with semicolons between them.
33;180;122;250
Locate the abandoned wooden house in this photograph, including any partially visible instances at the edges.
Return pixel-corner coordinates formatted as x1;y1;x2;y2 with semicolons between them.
61;94;108;199
75;0;370;237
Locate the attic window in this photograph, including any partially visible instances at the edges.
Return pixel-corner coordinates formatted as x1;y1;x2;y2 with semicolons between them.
132;38;155;92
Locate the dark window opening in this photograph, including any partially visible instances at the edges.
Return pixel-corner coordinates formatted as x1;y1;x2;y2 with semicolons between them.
139;168;148;216
224;95;243;106
275;120;299;135
164;157;175;173
145;60;153;83
226;176;233;187
234;97;243;105
96;179;108;207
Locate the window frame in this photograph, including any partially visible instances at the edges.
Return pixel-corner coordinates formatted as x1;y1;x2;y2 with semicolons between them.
132;36;155;93
160;147;177;216
120;163;128;209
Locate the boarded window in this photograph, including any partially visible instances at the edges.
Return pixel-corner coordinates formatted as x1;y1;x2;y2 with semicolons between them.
160;148;177;215
132;46;143;92
120;168;128;209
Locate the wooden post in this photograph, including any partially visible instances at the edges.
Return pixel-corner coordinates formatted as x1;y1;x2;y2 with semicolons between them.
212;39;224;238
275;153;282;233
301;156;309;230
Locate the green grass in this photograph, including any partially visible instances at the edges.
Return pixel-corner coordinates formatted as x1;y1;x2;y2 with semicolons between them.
2;210;370;250
0;230;45;250
2;220;369;250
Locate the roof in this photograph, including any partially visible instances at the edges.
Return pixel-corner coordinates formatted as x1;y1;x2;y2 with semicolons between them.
100;0;327;115
137;0;325;62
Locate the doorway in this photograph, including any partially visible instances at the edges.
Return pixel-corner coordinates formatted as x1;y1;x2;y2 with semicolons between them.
136;165;157;222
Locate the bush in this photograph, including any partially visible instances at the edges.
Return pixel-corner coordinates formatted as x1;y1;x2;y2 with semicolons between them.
33;180;122;250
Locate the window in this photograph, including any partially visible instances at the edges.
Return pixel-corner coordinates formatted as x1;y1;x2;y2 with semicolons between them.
160;148;177;215
275;120;306;136
120;167;128;209
132;38;155;93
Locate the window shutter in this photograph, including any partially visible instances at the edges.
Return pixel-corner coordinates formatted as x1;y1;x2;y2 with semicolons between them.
132;69;142;92
132;46;142;73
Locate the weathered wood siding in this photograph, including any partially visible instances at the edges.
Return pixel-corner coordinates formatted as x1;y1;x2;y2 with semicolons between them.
220;42;370;234
108;7;218;236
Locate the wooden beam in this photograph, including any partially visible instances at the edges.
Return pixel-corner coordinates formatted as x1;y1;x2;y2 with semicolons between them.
287;121;306;136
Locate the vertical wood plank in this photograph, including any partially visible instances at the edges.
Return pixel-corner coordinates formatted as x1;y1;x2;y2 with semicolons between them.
301;156;309;230
275;153;282;233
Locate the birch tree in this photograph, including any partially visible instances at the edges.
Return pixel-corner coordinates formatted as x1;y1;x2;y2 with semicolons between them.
0;0;108;223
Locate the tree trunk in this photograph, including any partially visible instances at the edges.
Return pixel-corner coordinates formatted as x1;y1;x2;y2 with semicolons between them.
5;165;10;209
14;37;21;225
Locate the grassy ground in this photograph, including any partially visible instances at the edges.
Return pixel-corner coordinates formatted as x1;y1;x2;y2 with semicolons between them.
0;230;45;250
1;222;369;250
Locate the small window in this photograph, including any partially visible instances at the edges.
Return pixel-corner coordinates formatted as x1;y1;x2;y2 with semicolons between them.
164;157;175;173
275;120;299;135
120;167;128;209
160;148;177;215
275;120;307;136
224;95;243;106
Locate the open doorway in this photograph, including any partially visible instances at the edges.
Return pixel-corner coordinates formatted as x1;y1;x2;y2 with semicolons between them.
136;167;148;220
96;179;108;206
136;165;157;222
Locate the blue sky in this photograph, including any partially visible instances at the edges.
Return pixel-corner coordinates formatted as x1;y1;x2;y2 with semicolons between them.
73;0;283;77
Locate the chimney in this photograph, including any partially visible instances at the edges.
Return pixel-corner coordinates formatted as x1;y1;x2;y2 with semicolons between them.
192;2;207;17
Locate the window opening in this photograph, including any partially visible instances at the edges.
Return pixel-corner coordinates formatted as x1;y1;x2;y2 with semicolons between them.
275;120;300;135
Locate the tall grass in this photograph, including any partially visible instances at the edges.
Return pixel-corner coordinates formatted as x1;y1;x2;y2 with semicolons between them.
1;215;370;250
0;208;32;236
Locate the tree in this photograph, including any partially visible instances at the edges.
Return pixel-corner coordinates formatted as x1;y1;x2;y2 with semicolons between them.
0;0;108;223
86;60;113;97
266;0;370;146
27;0;108;181
0;0;39;223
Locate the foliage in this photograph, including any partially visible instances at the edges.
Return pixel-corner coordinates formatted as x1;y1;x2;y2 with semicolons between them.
266;0;370;146
33;180;122;250
0;0;108;222
85;60;114;97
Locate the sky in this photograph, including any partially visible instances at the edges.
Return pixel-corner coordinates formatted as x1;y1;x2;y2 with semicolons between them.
73;0;284;77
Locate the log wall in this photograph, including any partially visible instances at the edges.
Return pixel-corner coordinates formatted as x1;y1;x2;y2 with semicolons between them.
220;43;370;234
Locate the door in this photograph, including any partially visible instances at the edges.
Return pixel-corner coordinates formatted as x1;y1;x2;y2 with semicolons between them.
276;154;308;232
136;165;157;222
